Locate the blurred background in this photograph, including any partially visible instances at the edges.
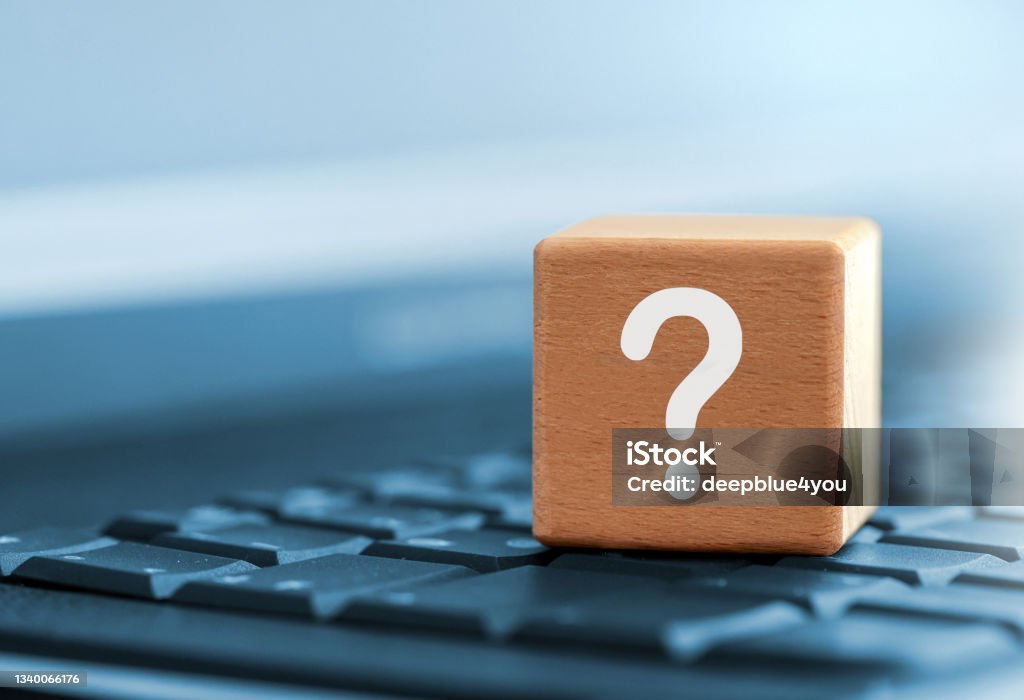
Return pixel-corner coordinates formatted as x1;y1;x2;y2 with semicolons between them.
1;1;1022;525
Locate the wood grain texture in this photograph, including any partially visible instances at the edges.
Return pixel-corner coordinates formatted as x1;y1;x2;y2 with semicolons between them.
533;215;881;555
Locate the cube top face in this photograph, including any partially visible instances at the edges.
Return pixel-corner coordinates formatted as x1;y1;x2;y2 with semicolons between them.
547;215;878;246
533;215;881;554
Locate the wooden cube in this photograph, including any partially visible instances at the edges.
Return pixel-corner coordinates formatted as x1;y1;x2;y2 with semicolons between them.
533;215;881;555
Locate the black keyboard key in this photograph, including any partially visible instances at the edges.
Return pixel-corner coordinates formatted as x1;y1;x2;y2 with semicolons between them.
709;610;1018;671
365;529;551;572
0;528;117;576
882;519;1024;561
345;565;659;638
956;561;1024;589
854;582;1024;635
154;523;373;566
220;486;360;517
217;489;286;514
384;486;529;518
489;498;533;531
175;553;473;619
278;487;361;512
515;588;805;660
868;506;973;532
457;452;532;490
849;525;883;543
14;541;256;599
322;466;460;499
104;504;269;541
778;542;1003;585
282;503;485;539
693;565;910;616
550;552;749;581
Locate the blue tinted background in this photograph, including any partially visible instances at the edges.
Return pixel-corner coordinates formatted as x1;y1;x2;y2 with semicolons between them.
1;0;1022;439
3;0;1022;189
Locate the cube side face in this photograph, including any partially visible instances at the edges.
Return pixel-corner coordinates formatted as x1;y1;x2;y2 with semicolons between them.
533;225;874;554
843;221;883;430
839;223;883;539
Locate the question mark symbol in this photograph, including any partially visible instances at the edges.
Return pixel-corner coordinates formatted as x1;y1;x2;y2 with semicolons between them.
620;288;742;440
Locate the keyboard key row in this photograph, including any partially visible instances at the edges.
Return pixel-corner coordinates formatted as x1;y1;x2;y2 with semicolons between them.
145;519;548;573
344;566;1019;671
379;485;530;519
7;525;1024;675
219;487;361;519
280;503;486;539
322;465;462;498
8;537;478;616
322;455;532;495
318;466;532;522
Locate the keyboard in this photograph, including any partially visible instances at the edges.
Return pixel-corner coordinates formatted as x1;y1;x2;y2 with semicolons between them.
4;447;1024;699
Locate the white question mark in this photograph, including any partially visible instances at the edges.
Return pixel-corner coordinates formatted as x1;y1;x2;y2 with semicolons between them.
620;288;742;440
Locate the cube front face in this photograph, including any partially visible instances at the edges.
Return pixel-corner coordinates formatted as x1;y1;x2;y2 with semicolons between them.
533;216;880;554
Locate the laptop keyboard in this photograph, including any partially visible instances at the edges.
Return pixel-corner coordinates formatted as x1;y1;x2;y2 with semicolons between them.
4;448;1024;698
